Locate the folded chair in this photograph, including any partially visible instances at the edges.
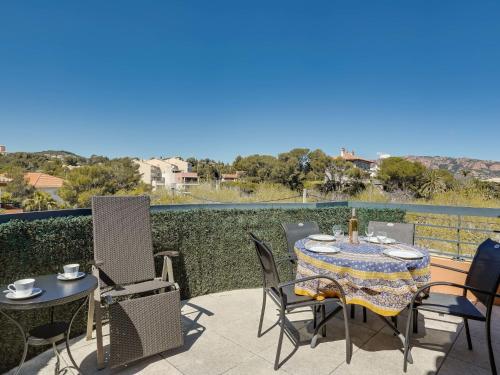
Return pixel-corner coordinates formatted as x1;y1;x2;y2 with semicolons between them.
403;238;500;374
86;196;183;368
250;233;351;370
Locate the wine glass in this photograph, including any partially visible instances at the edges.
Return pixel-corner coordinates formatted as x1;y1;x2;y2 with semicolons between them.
365;229;374;240
376;231;387;244
332;225;344;241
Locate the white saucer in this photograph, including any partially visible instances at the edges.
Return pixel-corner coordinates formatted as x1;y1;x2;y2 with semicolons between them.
5;288;43;300
305;244;341;254
57;272;86;281
308;234;336;241
365;236;397;244
383;248;423;260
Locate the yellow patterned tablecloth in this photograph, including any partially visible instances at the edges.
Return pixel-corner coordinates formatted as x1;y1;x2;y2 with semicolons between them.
294;238;431;316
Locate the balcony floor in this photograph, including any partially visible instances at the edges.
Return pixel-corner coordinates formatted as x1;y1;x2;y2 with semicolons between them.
6;288;499;375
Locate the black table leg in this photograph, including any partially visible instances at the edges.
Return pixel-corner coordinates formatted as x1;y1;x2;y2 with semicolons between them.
0;309;29;375
65;296;89;374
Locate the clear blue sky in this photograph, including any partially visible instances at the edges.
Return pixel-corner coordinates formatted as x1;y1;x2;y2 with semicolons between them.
1;1;499;162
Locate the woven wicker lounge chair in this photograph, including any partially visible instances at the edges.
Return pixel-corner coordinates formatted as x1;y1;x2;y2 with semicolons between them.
86;196;183;368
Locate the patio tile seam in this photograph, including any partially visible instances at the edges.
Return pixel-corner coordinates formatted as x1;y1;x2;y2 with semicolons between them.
158;356;187;375
218;354;294;375
420;318;465;374
160;329;255;374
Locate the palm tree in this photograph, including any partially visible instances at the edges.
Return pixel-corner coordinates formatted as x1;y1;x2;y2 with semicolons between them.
419;170;447;199
22;191;59;212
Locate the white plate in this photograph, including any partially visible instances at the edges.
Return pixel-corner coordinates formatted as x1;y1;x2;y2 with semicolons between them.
365;236;397;244
305;245;341;254
383;248;423;260
5;287;43;300
308;234;336;241
57;272;86;281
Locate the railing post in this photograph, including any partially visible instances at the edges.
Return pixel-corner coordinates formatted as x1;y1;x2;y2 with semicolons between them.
303;189;307;203
455;214;462;260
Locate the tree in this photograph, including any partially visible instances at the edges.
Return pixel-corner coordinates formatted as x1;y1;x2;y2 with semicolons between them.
322;158;366;195
377;157;426;193
4;169;35;204
307;149;332;180
59;158;143;207
419;169;456;199
233;154;280;183
22;191;59;212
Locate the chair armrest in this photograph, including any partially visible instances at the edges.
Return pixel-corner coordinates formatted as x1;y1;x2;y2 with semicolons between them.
430;262;468;274
410;281;500;308
88;259;104;267
154;251;179;257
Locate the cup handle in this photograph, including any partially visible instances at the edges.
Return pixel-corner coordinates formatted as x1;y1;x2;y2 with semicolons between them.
7;284;16;293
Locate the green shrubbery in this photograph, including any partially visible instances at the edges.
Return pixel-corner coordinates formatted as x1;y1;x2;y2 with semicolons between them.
0;206;404;372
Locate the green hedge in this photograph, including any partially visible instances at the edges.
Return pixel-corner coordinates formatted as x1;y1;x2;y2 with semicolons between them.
0;207;404;372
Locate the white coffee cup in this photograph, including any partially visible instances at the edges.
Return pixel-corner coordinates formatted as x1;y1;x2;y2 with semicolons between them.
63;264;80;279
8;278;35;297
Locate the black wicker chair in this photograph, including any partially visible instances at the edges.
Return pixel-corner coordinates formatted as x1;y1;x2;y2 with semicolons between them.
250;233;352;370
403;238;500;374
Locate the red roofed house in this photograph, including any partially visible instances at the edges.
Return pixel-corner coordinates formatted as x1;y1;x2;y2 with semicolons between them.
24;172;65;202
339;148;374;171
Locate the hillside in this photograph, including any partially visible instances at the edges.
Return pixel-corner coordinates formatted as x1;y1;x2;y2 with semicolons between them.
405;155;500;180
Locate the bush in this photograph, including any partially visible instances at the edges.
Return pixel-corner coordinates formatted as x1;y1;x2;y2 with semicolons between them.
0;206;404;372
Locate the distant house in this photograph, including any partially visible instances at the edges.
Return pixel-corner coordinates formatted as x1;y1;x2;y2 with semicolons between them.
221;173;239;182
164;157;192;173
134;158;199;190
221;171;244;182
0;174;12;186
339;148;374;171
175;172;199;187
24;172;64;202
133;160;166;190
0;145;6;155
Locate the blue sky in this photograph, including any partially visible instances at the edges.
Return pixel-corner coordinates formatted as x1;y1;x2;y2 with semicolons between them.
1;1;499;162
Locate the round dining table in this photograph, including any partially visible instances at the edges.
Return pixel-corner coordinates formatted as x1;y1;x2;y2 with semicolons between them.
294;236;431;363
294;237;431;317
0;274;98;375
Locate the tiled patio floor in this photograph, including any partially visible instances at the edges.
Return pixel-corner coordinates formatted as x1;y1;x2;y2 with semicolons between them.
6;288;499;375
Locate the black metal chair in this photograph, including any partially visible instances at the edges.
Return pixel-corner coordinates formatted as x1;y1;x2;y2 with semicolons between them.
280;221;320;263
250;233;352;370
368;221;415;245
403;238;500;374
358;221;415;327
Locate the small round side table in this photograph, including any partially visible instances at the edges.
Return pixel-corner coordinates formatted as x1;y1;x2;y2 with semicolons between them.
0;274;98;375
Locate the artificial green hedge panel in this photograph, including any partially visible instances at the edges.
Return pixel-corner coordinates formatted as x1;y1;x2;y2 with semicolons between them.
0;207;404;372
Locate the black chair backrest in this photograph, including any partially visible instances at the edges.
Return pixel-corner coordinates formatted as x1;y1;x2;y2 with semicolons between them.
250;233;280;289
368;221;415;245
465;238;500;307
281;222;320;259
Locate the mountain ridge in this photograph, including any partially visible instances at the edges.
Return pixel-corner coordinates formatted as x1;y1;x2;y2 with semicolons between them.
404;155;500;180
